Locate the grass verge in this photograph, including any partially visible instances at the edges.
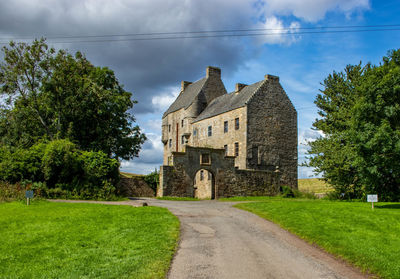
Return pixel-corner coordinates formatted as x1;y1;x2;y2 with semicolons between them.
0;201;179;279
236;199;400;279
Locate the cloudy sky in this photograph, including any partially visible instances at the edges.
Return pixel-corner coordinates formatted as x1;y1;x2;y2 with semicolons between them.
1;0;399;178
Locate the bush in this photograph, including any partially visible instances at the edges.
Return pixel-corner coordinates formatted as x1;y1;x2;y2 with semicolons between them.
144;169;159;192
280;185;295;198
0;140;121;200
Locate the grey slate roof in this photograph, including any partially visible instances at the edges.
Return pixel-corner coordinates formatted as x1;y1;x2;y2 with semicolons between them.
193;80;264;122
163;78;207;118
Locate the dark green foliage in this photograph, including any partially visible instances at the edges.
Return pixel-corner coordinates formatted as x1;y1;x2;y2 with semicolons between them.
306;49;400;201
280;185;295;198
144;169;159;192
0;140;120;200
0;39;146;160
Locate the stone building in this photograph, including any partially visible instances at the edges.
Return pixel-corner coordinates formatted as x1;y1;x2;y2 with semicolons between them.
158;66;297;199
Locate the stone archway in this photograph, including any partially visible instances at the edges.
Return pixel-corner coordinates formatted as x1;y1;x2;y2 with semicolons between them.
193;169;215;199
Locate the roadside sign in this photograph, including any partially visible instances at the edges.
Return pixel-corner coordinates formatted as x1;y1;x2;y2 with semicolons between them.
25;190;33;206
367;194;378;209
25;190;33;198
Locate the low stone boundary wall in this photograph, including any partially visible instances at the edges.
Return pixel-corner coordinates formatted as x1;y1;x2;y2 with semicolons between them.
118;177;155;197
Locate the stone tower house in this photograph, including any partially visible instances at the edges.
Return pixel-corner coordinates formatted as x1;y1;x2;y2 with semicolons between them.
159;66;297;199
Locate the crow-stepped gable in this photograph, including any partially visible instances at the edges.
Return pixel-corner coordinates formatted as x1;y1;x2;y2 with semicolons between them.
158;66;297;199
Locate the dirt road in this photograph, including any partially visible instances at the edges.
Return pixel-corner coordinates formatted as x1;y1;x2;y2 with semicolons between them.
144;198;367;279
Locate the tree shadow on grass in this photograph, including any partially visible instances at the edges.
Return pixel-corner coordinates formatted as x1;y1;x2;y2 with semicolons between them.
375;204;400;209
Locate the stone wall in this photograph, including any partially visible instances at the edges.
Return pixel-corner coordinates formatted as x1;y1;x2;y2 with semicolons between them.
246;75;298;189
191;107;247;168
118;177;155;197
158;146;280;198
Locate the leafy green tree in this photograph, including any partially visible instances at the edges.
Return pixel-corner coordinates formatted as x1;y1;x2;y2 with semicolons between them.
0;39;146;160
306;49;400;201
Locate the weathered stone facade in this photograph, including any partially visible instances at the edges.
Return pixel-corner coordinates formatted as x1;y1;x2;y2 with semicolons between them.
118;177;155;197
159;66;297;198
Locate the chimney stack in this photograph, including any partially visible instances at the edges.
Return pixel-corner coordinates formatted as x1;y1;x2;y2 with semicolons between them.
206;66;221;78
181;81;192;91
264;74;279;82
235;83;247;92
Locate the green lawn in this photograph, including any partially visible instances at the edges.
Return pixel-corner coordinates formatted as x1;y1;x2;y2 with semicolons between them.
0;201;179;279
236;199;400;279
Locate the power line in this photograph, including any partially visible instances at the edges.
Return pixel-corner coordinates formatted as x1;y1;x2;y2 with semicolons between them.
0;25;399;45
1;24;400;40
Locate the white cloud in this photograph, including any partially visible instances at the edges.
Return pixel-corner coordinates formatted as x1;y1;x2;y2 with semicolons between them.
255;16;301;45
262;0;370;22
151;86;180;113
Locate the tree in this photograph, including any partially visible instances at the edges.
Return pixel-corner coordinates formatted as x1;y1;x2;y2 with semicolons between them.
306;49;400;201
0;39;146;160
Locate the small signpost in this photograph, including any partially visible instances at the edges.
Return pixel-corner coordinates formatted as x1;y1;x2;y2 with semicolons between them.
25;190;33;206
367;194;378;209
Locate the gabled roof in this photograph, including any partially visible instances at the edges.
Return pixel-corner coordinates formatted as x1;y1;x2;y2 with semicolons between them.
193;80;264;122
162;78;207;118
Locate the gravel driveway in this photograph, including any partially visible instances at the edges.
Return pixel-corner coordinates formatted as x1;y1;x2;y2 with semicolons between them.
51;198;368;279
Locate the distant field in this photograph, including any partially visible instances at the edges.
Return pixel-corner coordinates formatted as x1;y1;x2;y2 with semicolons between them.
298;178;333;193
0;201;179;279
120;172;144;178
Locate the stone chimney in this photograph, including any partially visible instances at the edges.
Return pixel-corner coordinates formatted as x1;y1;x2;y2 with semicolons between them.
264;74;279;82
181;81;192;91
235;83;247;92
206;66;221;78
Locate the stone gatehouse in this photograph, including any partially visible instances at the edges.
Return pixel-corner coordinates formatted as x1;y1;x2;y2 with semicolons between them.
158;66;297;199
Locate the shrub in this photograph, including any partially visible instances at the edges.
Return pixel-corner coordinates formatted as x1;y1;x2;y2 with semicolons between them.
280;185;295;198
144;169;159;192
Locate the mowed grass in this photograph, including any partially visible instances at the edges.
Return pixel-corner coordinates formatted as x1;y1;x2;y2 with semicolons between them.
236;200;400;279
0;201;179;279
298;178;333;193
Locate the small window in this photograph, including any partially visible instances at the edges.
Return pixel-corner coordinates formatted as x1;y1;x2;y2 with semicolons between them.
235;118;240;130
201;154;210;165
168;124;171;132
181;119;184;127
181;135;185;144
167;156;172;165
169;139;172;148
224;121;228;133
234;142;239;157
224;144;228;156
200;170;204;181
208;126;212;137
193;128;197;136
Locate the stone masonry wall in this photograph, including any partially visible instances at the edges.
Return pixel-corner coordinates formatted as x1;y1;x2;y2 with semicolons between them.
158;146;280;198
246;75;298;189
118;177;155;197
191;107;247;168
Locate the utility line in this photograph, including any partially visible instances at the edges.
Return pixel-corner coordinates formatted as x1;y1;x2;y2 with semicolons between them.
1;24;400;40
0;26;399;45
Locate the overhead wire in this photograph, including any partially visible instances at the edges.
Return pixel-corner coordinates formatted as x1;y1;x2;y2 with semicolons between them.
0;24;399;44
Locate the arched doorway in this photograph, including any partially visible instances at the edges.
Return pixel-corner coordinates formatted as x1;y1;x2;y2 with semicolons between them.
193;169;215;199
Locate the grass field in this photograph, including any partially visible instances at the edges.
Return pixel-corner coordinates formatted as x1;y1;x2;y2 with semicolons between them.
0;201;179;279
236;199;400;279
298;178;333;193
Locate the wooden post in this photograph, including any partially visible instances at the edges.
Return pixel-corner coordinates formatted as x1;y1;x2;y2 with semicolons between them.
27;197;30;206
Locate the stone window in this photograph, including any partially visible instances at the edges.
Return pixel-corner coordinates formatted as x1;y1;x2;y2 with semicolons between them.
224;144;228;156
235;118;240;130
257;147;262;165
181;135;185;144
208;126;212;137
224;121;228;133
181;119;184;127
200;170;204;181
169;139;172;148
168;124;171;132
235;142;239;157
193;128;197;136
200;153;210;165
167;156;172;165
